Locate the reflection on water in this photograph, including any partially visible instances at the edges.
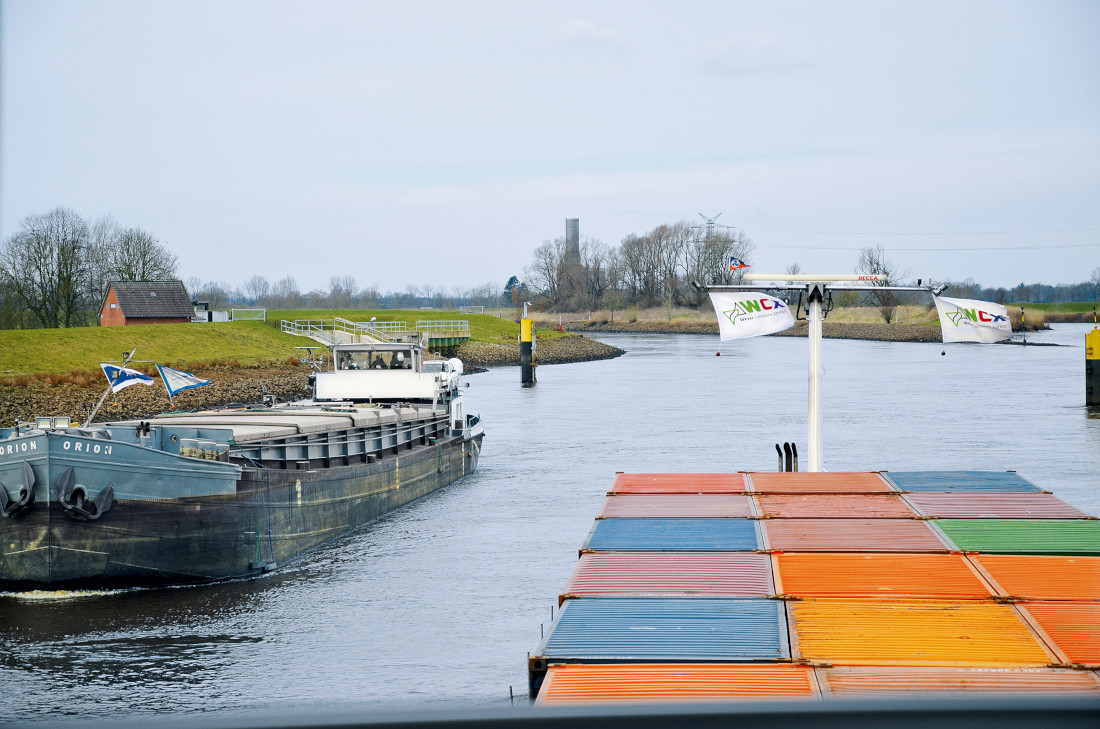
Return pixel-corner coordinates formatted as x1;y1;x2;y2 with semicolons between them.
2;324;1098;722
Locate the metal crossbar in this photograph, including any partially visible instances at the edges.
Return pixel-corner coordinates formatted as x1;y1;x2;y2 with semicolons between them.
416;320;470;333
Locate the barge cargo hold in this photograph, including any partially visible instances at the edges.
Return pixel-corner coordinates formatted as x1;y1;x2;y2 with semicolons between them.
0;341;484;589
530;470;1100;704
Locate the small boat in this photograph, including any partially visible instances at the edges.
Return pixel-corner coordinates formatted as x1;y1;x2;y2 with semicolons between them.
0;341;484;589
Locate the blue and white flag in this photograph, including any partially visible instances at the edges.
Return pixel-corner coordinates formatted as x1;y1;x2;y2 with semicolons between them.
709;291;796;340
156;364;212;397
101;363;155;393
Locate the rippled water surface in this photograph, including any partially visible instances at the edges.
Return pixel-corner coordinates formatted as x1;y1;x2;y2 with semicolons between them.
2;325;1098;722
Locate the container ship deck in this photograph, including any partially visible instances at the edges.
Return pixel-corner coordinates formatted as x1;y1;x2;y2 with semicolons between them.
529;470;1100;704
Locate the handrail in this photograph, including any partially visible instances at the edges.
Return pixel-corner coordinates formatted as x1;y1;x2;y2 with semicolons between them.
416;320;470;334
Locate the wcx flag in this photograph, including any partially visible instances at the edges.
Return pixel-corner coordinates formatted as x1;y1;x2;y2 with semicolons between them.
709;291;796;341
156;364;212;397
100;363;155;393
934;295;1013;343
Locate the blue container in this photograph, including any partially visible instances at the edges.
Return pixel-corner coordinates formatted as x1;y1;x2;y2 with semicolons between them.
535;597;790;663
884;471;1043;493
582;518;762;552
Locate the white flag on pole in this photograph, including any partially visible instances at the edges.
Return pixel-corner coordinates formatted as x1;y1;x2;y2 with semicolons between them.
100;363;155;393
156;364;212;397
934;296;1013;343
709;291;796;341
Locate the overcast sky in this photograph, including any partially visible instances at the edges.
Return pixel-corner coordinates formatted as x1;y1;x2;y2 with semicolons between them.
2;0;1098;294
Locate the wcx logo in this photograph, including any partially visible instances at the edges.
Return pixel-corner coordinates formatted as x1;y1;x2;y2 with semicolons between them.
945;306;1008;327
722;297;787;325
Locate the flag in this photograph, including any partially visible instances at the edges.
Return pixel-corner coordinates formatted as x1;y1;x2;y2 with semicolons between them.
710;291;796;340
156;364;212;397
100;363;155;393
728;256;749;272
934;296;1013;343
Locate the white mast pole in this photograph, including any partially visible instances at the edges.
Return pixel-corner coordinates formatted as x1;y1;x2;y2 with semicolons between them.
807;288;823;472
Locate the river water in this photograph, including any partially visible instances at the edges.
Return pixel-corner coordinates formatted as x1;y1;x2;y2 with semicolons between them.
2;324;1098;723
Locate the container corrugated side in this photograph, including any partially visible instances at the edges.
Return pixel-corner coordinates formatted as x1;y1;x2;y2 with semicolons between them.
885;471;1043;493
755;493;917;519
1017;602;1100;666
747;472;895;494
561;552;772;605
598;493;754;518
582;518;761;553
935;520;1100;555
533;597;789;664
536;664;819;705
609;473;747;494
817;666;1100;696
773;553;994;599
788;599;1055;666
904;492;1091;519
762;519;951;552
972;555;1100;601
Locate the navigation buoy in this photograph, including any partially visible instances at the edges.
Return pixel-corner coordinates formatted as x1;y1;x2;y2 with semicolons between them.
941;350;946;356
716;351;721;356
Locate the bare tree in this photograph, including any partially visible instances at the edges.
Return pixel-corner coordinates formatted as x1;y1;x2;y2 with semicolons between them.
856;244;910;323
0;207;96;328
329;275;358;307
271;276;302;307
104;227;179;282
524;238;566;305
243;275;271;305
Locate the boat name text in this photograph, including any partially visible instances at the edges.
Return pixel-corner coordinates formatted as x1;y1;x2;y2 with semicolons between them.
62;440;113;456
1;440;38;457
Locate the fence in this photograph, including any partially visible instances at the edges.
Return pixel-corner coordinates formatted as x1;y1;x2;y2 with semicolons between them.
231;308;267;322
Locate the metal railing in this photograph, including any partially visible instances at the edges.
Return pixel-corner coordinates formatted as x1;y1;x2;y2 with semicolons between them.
280;318;403;344
231;308;267;322
416;320;470;335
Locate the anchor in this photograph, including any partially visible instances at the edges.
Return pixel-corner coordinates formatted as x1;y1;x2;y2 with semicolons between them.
0;461;36;517
56;466;114;521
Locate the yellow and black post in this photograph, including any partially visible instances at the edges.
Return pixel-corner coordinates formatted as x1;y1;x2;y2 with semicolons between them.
1087;312;1099;407
520;317;536;386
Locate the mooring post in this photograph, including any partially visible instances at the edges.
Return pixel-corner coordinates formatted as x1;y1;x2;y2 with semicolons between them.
520;303;536;386
1087;322;1099;407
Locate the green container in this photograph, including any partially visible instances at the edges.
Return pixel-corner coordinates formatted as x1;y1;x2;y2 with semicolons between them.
935;519;1100;555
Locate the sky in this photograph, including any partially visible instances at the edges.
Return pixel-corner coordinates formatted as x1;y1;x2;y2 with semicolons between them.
2;0;1098;294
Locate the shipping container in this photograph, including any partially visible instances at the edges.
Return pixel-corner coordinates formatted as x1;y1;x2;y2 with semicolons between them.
560;552;772;605
536;664;819;705
788;599;1055;666
1017;602;1100;666
885;471;1044;493
762;519;951;552
817;666;1100;696
904;492;1090;519
755;493;917;519
934;520;1100;555
747;472;894;494
972;555;1100;601
598;493;755;519
609;473;747;494
582;518;762;553
773;553;994;599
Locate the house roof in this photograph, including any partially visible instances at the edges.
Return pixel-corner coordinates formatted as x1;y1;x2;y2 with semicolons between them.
106;280;193;319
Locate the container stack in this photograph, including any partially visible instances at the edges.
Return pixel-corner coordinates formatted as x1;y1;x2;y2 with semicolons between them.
529;470;1100;704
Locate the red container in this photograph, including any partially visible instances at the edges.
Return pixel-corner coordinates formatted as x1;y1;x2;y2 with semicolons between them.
763;519;952;552
609;473;747;494
598;494;755;518
774;553;995;599
818;666;1100;696
560;552;772;605
1018;602;1100;666
972;555;1100;601
904;492;1091;519
755;494;917;519
748;472;894;494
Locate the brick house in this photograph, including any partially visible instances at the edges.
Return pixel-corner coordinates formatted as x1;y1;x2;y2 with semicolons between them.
99;280;194;326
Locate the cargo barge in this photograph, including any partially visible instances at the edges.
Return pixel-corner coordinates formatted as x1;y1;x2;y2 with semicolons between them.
529;470;1100;703
0;342;484;589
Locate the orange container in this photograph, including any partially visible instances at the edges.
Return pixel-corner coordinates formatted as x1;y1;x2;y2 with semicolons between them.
560;552;772;605
1018;602;1100;666
789;599;1055;666
971;555;1100;601
774;553;994;599
763;519;951;552
598;494;755;518
609;473;747;494
818;666;1100;696
755;494;917;519
536;664;819;704
748;472;894;494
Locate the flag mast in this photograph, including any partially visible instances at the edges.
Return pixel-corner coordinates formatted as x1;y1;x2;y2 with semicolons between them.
85;349;137;427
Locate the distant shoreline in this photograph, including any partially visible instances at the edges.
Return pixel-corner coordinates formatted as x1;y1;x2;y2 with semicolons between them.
566;320;944;343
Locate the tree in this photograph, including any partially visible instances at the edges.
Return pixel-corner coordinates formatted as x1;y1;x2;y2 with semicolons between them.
103;227;179;282
271;276;301;307
328;275;358;308
502;275;521;306
856;244;910;324
0;207;96;328
524;239;565;305
243;275;271;305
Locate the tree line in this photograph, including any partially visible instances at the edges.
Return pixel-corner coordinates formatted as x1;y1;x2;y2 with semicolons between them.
0;207;178;329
